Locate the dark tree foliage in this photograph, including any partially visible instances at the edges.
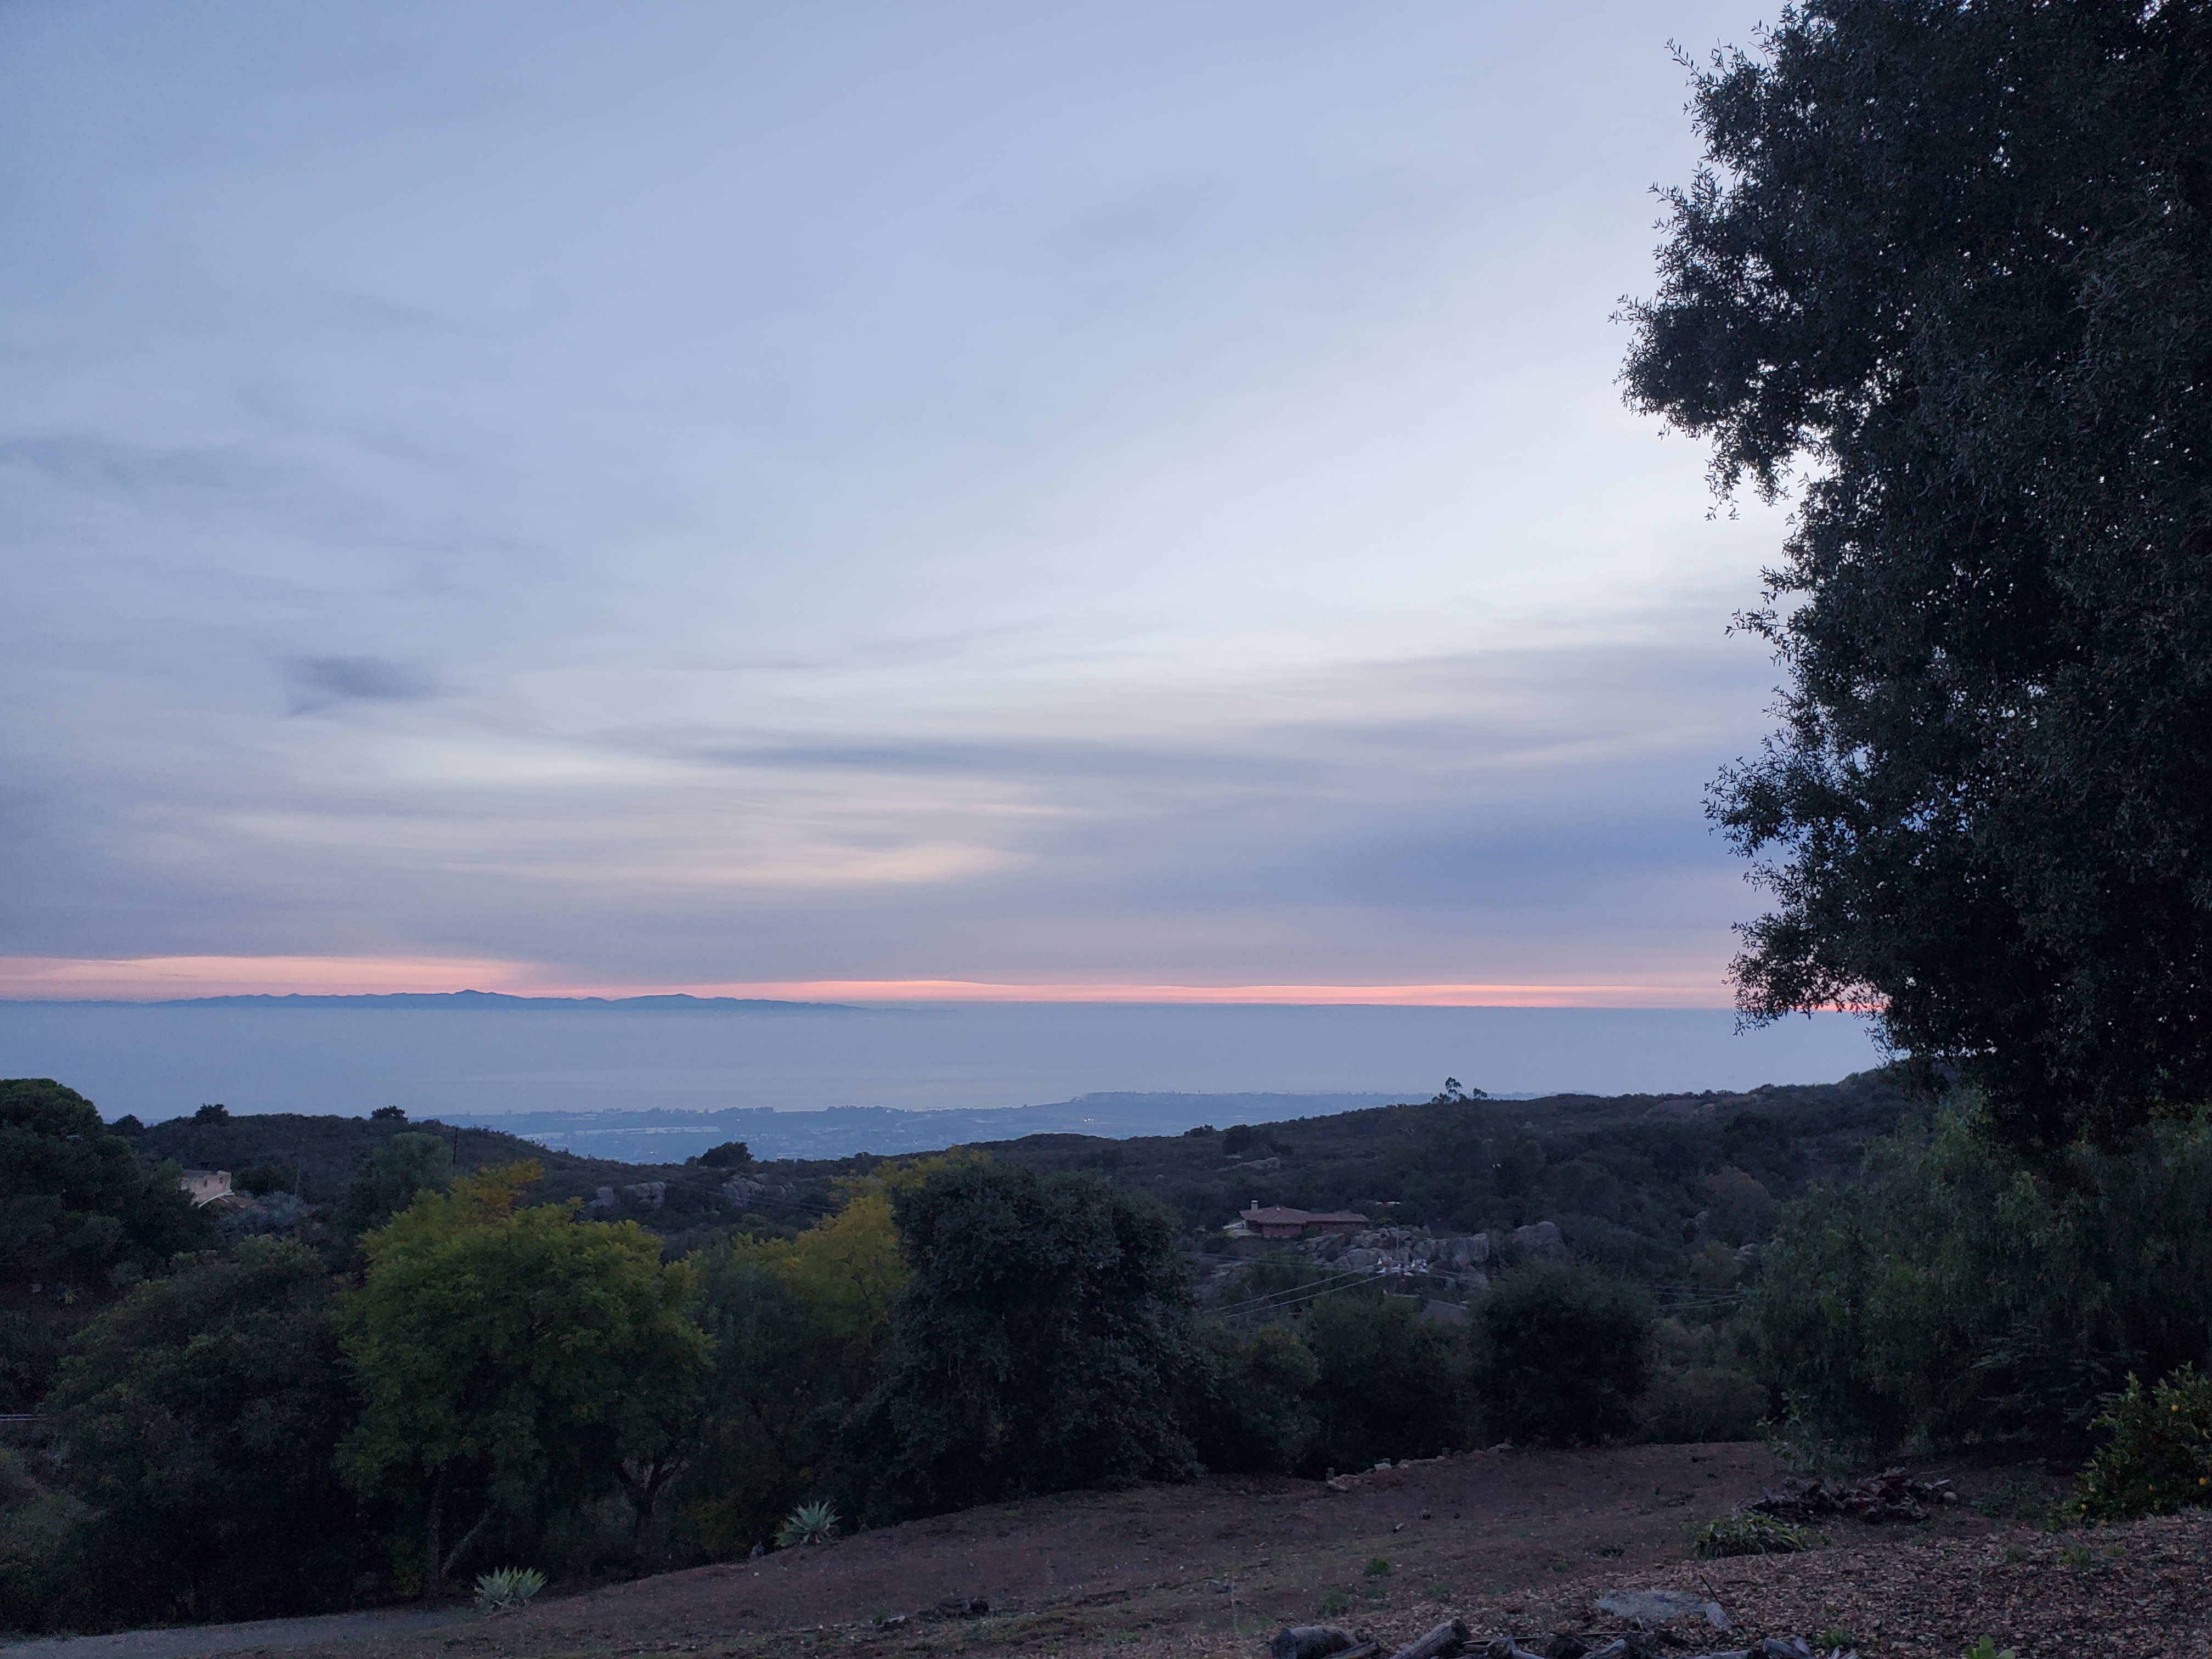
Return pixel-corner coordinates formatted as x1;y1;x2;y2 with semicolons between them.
1299;1294;1477;1472
0;1080;209;1291
1474;1267;1652;1447
339;1130;454;1237
1747;1110;2212;1451
840;1164;1202;1521
0;1081;214;1407
46;1239;367;1627
1623;2;2212;1150
1187;1322;1321;1474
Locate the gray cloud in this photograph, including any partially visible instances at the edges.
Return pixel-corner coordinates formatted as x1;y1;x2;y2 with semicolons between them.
285;656;439;713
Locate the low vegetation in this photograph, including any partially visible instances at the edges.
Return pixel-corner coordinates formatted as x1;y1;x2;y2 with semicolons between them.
2072;1365;2212;1522
1691;1514;1813;1559
1744;1108;2212;1453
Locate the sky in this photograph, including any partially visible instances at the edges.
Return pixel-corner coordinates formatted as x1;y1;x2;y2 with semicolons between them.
0;1;1804;1007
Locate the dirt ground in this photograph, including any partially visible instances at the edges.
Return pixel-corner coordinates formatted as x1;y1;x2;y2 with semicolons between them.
12;1446;2208;1659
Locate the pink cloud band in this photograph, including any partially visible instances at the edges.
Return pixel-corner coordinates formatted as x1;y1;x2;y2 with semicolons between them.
0;955;1734;1008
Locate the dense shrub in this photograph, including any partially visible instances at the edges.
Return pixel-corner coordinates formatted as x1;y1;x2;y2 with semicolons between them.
0;1447;82;1633
1747;1110;2212;1452
1643;1366;1767;1444
1301;1294;1477;1472
1474;1267;1651;1446
1189;1323;1321;1474
46;1239;368;1627
2073;1366;2212;1522
837;1164;1204;1523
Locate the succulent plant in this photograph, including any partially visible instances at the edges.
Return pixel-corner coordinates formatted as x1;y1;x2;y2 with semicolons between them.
473;1565;547;1613
775;1499;840;1548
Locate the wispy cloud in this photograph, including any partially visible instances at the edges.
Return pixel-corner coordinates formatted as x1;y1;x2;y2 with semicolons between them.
285;655;439;713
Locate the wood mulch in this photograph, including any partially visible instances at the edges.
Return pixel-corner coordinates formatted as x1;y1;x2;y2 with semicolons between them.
1308;1510;2212;1659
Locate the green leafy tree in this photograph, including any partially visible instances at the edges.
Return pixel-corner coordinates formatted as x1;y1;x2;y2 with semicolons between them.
1623;2;2212;1152
340;1130;455;1236
682;1249;828;1552
335;1165;709;1595
1474;1267;1651;1447
0;1079;209;1290
679;1189;907;1554
0;1444;82;1634
839;1162;1203;1522
1301;1294;1476;1471
1189;1322;1321;1474
44;1239;363;1626
2074;1364;2212;1520
0;1080;212;1409
1748;1109;2212;1451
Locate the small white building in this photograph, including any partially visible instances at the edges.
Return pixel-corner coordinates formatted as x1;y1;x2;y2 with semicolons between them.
178;1169;235;1206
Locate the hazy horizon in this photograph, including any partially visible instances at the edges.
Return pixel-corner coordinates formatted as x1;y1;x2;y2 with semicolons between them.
1;998;1884;1126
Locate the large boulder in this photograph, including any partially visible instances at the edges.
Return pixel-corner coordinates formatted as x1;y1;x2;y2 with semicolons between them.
1436;1234;1493;1267
1269;1626;1355;1659
1509;1220;1566;1260
1591;1589;1730;1630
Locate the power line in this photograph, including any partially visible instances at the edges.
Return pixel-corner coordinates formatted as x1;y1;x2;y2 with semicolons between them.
1211;1266;1385;1319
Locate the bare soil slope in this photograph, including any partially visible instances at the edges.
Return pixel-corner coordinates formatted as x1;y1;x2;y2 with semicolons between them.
14;1447;2206;1659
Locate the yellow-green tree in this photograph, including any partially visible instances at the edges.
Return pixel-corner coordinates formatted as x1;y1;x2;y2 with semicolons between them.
335;1165;708;1594
682;1182;907;1553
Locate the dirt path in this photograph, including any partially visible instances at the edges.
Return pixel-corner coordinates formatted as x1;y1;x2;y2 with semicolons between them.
0;1609;468;1659
21;1446;2193;1659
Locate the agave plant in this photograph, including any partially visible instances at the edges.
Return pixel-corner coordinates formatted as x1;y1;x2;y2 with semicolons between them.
775;1499;840;1548
473;1565;548;1613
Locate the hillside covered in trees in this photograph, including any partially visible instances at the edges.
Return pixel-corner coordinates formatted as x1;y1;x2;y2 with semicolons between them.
112;1068;1917;1291
1;1068;1920;1632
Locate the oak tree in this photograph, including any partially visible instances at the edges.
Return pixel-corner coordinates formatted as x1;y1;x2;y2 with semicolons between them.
1625;1;2212;1149
839;1162;1203;1521
335;1165;708;1594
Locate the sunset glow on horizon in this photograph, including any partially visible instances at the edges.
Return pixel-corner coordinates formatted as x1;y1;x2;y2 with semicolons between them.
0;956;1735;1009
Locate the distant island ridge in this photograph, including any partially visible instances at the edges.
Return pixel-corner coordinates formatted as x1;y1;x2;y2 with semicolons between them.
0;990;876;1013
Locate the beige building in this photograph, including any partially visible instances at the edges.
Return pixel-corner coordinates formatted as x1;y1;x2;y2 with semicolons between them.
178;1169;235;1206
1232;1203;1369;1240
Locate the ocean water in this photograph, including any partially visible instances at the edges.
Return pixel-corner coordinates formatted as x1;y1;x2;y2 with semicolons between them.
0;997;1884;1138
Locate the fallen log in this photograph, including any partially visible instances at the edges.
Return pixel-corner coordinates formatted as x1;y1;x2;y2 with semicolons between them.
1390;1618;1471;1659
